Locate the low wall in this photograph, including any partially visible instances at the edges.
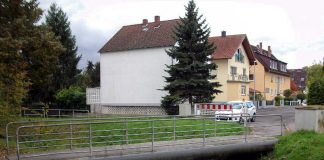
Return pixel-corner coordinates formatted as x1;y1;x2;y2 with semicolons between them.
295;105;324;133
91;105;167;115
101;140;277;160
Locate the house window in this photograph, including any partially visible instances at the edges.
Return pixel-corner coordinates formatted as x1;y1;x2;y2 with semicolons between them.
271;76;274;83
241;85;246;95
270;60;278;70
265;88;270;93
243;68;246;76
235;48;244;63
230;66;237;75
249;74;254;80
280;64;287;72
301;78;304;81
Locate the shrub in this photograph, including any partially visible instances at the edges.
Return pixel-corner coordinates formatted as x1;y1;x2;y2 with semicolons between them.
296;92;306;101
308;79;324;105
55;87;87;110
283;89;292;98
274;96;283;106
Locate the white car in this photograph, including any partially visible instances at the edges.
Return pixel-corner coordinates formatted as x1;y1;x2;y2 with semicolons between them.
215;101;256;122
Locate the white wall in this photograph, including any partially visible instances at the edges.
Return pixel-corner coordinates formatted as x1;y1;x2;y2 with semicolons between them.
100;47;172;106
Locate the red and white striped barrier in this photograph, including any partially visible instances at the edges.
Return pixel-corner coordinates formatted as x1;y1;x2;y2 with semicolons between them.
194;103;233;115
196;104;233;110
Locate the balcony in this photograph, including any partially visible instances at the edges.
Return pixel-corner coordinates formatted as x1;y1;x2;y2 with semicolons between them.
228;74;249;82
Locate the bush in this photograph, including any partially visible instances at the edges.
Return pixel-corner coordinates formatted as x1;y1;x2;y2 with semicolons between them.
296;93;306;101
308;79;324;105
274;96;283;106
283;89;292;98
55;86;87;110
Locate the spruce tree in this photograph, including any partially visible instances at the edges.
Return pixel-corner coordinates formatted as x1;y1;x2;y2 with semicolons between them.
45;3;81;90
161;0;222;113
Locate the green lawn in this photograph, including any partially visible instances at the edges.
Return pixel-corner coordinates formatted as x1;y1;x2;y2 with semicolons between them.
262;131;324;160
5;116;243;154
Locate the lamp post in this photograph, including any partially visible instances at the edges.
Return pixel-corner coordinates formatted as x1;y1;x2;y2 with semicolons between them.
253;60;257;108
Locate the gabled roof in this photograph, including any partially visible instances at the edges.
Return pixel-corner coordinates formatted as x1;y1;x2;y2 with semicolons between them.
99;19;179;53
209;34;255;65
251;45;290;76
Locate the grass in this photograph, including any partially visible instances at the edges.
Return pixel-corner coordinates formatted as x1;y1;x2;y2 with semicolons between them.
261;130;324;160
5;116;243;155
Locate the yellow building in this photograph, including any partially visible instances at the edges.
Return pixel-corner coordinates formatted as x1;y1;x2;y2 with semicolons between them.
249;43;290;101
209;32;255;102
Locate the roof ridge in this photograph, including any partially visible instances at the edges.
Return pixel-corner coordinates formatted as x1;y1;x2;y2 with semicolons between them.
123;18;180;27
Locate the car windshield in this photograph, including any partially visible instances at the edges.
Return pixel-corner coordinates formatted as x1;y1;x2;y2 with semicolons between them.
246;102;254;108
229;103;242;109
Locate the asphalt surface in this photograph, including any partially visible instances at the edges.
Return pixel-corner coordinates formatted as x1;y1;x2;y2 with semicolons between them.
254;106;295;134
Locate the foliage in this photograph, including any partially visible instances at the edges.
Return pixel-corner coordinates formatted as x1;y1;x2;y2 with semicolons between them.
76;61;100;89
296;92;306;101
274;96;283;106
308;78;324;105
263;131;324;160
283;89;292;98
290;80;299;91
45;3;81;91
249;93;263;101
304;63;324;88
55;87;87;109
161;0;222;111
0;0;63;109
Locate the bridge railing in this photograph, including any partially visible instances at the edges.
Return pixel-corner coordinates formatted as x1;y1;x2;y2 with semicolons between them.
9;114;282;160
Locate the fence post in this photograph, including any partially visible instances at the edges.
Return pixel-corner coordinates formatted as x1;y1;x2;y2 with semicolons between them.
16;127;20;160
125;119;128;145
89;123;93;158
244;116;247;143
280;115;283;136
59;109;61;118
73;110;75;118
173;116;176;141
203;117;206;146
214;116;217;137
69;121;73;150
151;120;155;152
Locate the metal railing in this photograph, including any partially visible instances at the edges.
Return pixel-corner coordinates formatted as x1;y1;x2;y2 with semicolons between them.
22;109;89;118
10;114;283;160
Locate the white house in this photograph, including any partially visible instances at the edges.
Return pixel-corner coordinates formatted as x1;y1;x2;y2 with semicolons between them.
97;16;178;114
96;16;255;115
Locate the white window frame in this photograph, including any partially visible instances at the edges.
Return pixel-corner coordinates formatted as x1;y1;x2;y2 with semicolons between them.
241;85;246;95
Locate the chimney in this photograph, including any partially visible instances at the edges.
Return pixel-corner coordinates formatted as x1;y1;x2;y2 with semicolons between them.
221;31;226;37
259;42;263;54
154;15;160;23
142;19;148;26
268;46;272;57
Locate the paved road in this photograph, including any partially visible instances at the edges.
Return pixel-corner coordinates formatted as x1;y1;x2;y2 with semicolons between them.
252;106;295;135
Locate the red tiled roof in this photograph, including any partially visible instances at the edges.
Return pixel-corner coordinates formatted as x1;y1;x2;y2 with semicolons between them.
99;19;255;65
99;19;179;53
209;35;255;65
251;45;290;77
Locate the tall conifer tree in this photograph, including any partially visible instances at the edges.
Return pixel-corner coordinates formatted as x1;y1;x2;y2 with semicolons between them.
45;3;81;90
161;0;222;113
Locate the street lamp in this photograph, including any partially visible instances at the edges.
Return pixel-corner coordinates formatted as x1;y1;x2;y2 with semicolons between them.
253;60;257;108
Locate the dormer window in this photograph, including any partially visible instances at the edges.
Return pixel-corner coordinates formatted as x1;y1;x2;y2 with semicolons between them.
235;48;244;63
280;64;287;72
270;60;277;70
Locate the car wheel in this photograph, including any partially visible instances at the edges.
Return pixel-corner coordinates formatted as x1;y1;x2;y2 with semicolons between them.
251;113;256;122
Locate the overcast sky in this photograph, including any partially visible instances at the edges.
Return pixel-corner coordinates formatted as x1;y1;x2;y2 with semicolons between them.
39;0;324;69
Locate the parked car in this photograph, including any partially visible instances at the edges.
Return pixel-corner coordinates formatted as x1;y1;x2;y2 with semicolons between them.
215;101;256;122
302;99;307;106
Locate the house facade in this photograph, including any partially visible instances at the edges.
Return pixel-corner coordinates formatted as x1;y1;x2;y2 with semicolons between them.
249;43;290;101
98;16;256;114
288;69;307;90
209;33;255;102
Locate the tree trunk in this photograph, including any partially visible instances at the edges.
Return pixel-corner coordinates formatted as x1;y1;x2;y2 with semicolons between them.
189;95;194;115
